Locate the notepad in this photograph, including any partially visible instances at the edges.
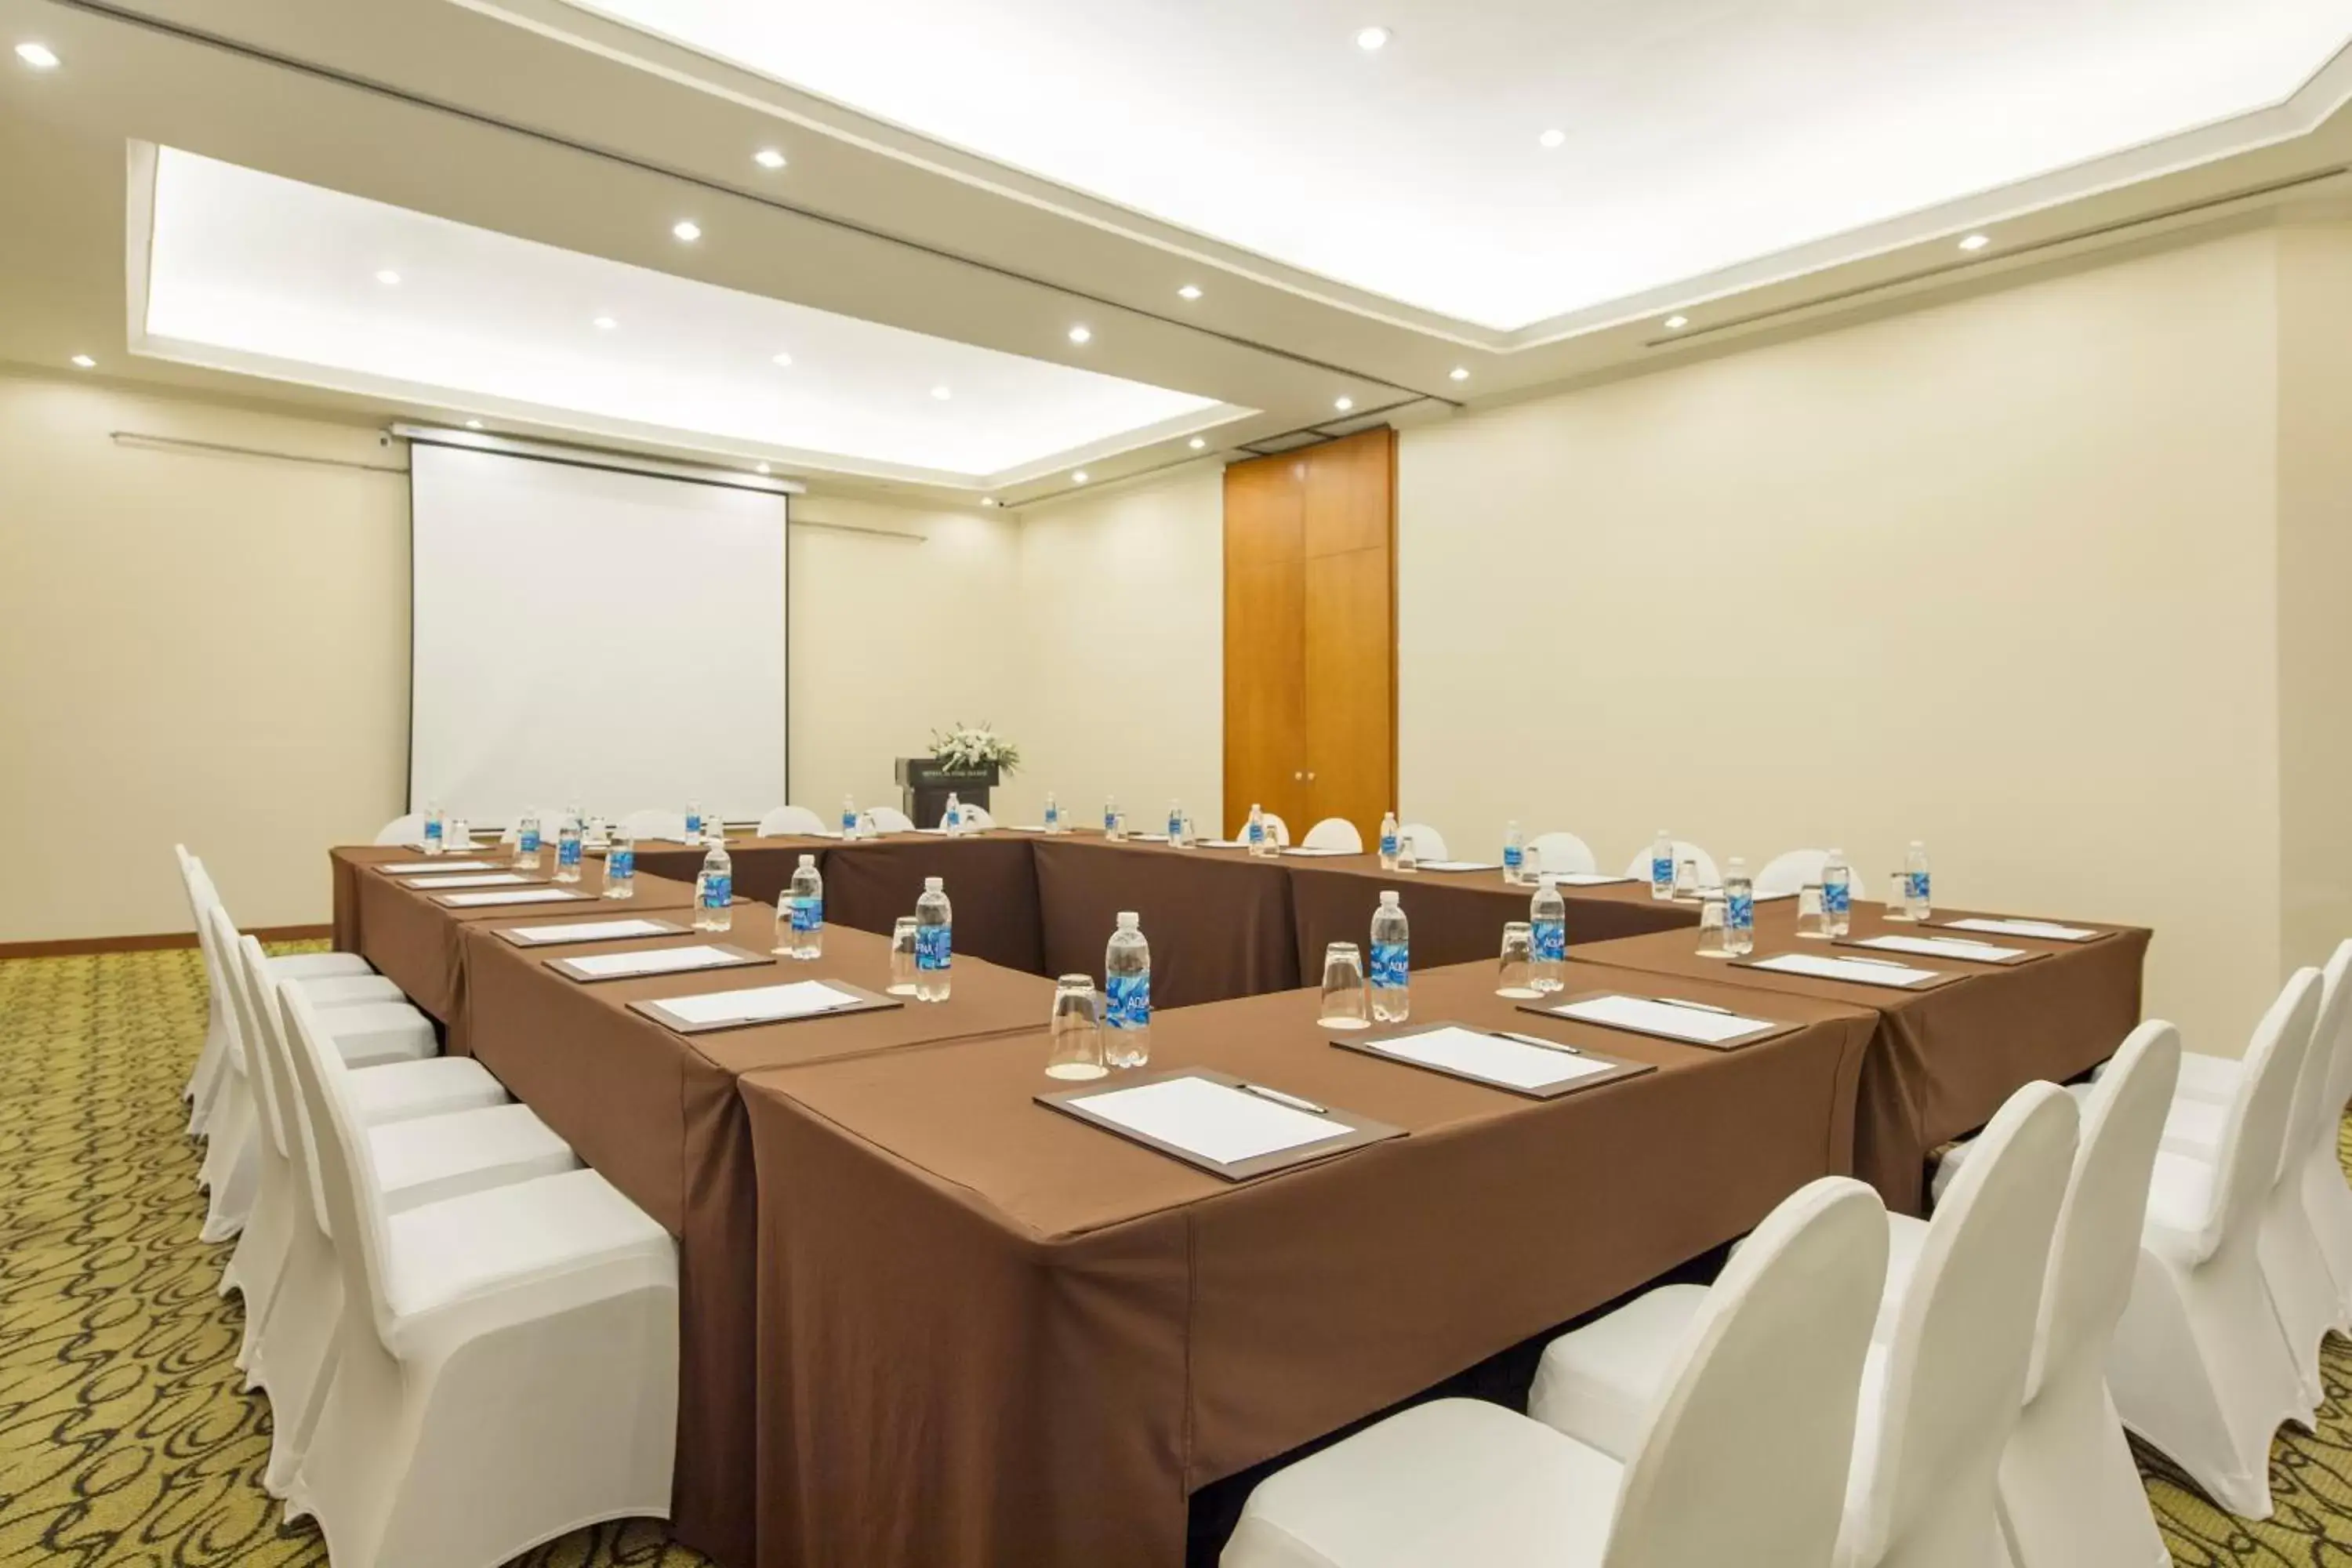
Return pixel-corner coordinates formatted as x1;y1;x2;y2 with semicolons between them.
656;980;864;1025
402;872;529;889
1941;917;2099;942
1196;837;1250;849
379;859;499;875
1279;846;1353;858
403;839;485;853
558;945;753;980
1549;873;1635;887
1419;859;1502;873
1549;993;1777;1045
1749;953;1942;988
1075;1076;1350;1166
439;888;586;907
504;919;680;946
1850;934;2028;963
1374;1025;1616;1091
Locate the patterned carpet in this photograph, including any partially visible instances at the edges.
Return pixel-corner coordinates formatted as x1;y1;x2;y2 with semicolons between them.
0;945;2348;1566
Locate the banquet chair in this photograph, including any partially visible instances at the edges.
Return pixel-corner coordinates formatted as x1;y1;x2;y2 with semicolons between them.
1232;811;1291;847
1755;848;1836;899
1300;818;1363;852
1222;1177;1887;1568
865;805;915;833
1907;1022;2180;1568
2107;967;2323;1518
1526;831;1598;877
1399;822;1448;861
1621;840;1720;887
757;804;829;837
619;808;688;842
959;804;997;829
1534;1081;2077;1568
372;815;425;847
281;985;679;1568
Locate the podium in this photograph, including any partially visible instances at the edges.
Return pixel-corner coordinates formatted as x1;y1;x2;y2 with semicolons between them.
895;757;999;829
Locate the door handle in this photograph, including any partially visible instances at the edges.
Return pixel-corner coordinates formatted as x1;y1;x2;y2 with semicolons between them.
1305;771;1316;782
1293;771;1304;781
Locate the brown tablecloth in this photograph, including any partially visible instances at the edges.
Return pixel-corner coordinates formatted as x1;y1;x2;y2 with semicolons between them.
325;844;702;1025
1284;857;1697;975
1031;837;1299;1005
803;832;1046;974
628;833;837;907
1571;902;2151;1214
459;916;1061;1568
735;961;1875;1568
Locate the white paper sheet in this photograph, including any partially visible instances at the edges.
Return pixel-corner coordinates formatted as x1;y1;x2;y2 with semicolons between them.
402;871;529;888
506;919;677;945
1279;846;1353;858
1851;934;2027;963
1374;1025;1616;1090
380;858;499;874
1549;873;1634;887
656;980;862;1025
1943;917;2098;942
1749;952;1942;988
402;839;486;852
1550;994;1776;1045
1073;1076;1351;1166
1197;838;1249;849
1127;833;1170;843
440;887;586;907
561;944;750;979
1419;860;1503;873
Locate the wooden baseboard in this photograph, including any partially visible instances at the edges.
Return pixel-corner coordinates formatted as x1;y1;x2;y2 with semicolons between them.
0;924;332;960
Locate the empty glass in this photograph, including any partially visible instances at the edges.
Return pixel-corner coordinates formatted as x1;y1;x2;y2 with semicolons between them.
1795;883;1831;940
888;916;920;996
1396;833;1419;873
1496;921;1538;999
1673;858;1700;900
1045;976;1108;1080
448;817;471;850
1517;844;1542;890
1319;942;1371;1029
1886;871;1915;919
1696;892;1732;957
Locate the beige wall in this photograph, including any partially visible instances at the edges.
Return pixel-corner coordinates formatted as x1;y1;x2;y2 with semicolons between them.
1399;229;2291;1053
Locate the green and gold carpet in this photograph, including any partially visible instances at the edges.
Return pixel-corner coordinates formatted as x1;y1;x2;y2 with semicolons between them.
2;945;2349;1566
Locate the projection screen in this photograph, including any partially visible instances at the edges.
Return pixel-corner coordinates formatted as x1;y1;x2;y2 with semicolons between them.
408;440;787;826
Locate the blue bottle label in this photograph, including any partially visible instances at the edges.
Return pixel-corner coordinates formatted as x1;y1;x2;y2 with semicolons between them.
424;820;442;844
1248;820;1263;845
558;837;582;868
1106;971;1151;1029
520;829;540;852
1168;814;1183;838
1534;919;1566;963
702;873;731;909
1652;854;1672;887
609;848;634;878
790;895;822;932
684;814;702;837
1825;877;1850;916
843;810;857;833
1105;807;1116;831
1046;804;1060;827
1370;941;1410;988
1905;871;1930;902
1380;833;1399;858
916;924;952;971
1503;845;1523;873
1729;891;1754;931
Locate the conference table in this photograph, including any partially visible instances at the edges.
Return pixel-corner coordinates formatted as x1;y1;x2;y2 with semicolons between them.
326;827;2147;1568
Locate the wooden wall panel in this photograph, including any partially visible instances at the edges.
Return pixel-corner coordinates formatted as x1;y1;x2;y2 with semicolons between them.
1223;454;1308;836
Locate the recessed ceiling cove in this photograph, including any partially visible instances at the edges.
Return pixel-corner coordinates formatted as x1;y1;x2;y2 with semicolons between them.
567;0;2352;332
134;147;1231;481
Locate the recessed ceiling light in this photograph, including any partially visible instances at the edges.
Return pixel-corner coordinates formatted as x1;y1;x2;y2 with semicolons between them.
979;497;998;508
1178;285;1203;301
755;462;771;474
931;385;952;401
1449;366;1469;382
1067;325;1092;345
1072;470;1089;484
1958;233;1991;252
671;220;702;242
1334;395;1355;412
771;351;793;367
1538;129;1566;149
375;269;401;286
1356;26;1389;51
14;42;60;70
69;354;95;368
1189;437;1207;450
465;419;484;430
753;148;788;171
1663;314;1690;331
593;315;618;330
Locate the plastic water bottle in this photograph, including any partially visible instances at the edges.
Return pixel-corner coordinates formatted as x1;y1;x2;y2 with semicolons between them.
944;793;964;834
1104;796;1118;834
1904;841;1932;920
840;795;858;839
514;814;543;872
1044;792;1062;834
684;801;705;844
1530;876;1568;992
694;835;733;932
554;819;583;884
1167;801;1185;846
1824;848;1853;937
602;828;637;899
1650;829;1675;901
564;802;584;845
1105;912;1152;1067
1370;891;1410;1023
1502;821;1525;886
1378;811;1401;871
1247;803;1269;856
914;877;953;1001
423;803;445;855
1725;857;1755;956
780;853;823;960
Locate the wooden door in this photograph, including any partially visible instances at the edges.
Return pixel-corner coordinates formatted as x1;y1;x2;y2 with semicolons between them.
1224;428;1396;844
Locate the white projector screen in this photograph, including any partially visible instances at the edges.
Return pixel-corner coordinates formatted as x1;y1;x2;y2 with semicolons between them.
408;441;787;826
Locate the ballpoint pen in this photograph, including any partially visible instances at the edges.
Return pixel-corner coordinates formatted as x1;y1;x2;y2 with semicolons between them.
1238;1082;1328;1114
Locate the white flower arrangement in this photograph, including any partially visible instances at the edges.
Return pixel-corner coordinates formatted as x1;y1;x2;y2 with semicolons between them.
929;722;1021;777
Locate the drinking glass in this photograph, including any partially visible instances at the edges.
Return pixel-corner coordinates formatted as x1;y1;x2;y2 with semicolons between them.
1795;884;1831;940
888;916;920;996
773;894;795;956
1496;922;1538;998
1673;858;1700;900
1319;942;1371;1029
1886;872;1915;920
1045;976;1108;1080
1517;844;1541;890
1696;893;1731;957
448;818;471;851
1396;835;1420;873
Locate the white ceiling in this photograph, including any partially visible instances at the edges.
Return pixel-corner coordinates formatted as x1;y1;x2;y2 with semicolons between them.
569;0;2352;332
139;147;1234;481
